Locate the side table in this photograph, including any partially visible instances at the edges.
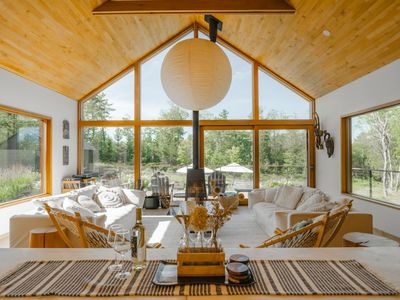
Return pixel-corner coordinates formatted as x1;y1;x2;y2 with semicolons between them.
343;232;399;247
29;226;67;248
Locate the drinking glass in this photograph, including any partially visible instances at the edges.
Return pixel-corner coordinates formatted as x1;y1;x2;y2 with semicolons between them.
107;224;123;271
113;229;131;279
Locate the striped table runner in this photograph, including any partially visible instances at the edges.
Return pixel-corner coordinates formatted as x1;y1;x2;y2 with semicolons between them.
0;260;398;297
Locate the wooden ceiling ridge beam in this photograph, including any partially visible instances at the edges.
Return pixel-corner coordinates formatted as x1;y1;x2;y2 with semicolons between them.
92;0;296;15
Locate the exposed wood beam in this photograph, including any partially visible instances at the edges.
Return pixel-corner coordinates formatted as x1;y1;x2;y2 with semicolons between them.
92;0;295;15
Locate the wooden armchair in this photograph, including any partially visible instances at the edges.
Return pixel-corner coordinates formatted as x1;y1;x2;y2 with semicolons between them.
44;204;112;248
240;201;352;248
44;204;163;248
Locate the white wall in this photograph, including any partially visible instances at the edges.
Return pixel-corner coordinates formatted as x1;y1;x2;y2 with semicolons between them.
0;68;77;237
316;59;400;237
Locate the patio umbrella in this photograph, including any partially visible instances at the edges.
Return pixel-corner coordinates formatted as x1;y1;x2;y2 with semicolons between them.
218;163;253;173
218;163;253;189
176;164;214;174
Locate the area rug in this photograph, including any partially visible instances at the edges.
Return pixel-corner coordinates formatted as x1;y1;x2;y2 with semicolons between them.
0;259;398;297
142;207;267;248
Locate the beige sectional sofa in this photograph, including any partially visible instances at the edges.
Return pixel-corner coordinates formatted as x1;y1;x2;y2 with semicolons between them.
249;185;373;246
9;185;146;248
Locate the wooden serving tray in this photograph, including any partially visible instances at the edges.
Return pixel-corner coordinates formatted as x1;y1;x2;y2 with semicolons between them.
152;261;256;286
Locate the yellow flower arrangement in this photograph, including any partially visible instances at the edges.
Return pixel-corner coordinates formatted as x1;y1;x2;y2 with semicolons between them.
189;206;209;231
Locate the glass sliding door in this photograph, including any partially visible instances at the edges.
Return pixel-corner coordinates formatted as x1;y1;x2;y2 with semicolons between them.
141;126;192;194
204;129;254;193
259;129;308;187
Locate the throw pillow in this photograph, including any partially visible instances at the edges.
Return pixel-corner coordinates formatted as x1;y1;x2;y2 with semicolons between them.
95;188;125;208
77;195;102;213
265;188;278;203
75;185;97;199
297;187;327;207
274;185;304;209
62;198;95;218
296;193;331;212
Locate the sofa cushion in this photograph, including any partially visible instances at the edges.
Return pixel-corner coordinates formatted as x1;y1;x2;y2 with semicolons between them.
62;198;95;218
265;188;278;203
77;195;102;213
32;193;76;210
95;187;125;208
274;185;303;209
297;187;326;207
253;202;284;237
103;204;137;229
248;189;266;209
75;185;97;200
296;193;331;212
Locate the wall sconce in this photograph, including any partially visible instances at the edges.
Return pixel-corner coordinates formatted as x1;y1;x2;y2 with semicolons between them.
314;112;334;158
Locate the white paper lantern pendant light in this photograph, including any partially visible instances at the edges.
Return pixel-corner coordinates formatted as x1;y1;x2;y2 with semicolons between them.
161;17;232;111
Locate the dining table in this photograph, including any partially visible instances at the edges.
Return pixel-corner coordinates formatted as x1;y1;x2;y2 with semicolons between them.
0;247;399;299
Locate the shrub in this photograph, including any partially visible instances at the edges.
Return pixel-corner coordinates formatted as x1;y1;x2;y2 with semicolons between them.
0;165;40;203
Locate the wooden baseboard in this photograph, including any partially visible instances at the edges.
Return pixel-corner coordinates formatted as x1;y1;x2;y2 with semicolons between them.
373;228;400;243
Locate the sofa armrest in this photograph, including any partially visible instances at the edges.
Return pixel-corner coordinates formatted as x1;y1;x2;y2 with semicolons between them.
274;211;292;231
248;189;266;209
9;213;52;248
122;189;146;208
287;211;373;247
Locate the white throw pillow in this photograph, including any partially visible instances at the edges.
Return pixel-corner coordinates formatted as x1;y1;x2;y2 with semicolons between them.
75;185;97;199
274;185;304;209
62;198;95;218
296;193;330;212
265;188;278;203
95;188;124;208
297;187;327;207
77;195;102;213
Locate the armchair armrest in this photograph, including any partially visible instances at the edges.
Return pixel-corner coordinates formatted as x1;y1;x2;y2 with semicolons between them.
286;211;373;247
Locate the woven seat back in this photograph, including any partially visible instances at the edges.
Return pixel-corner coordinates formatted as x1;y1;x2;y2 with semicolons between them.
81;222;112;248
281;226;322;248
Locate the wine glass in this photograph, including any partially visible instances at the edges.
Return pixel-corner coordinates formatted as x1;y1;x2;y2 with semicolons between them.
107;224;123;271
113;229;131;279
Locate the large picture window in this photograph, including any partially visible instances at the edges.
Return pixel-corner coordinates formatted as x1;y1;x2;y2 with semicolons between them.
204;129;254;191
343;101;400;207
79;24;315;193
0;106;50;204
83;127;134;188
259;130;308;187
82;71;134;121
141;126;192;193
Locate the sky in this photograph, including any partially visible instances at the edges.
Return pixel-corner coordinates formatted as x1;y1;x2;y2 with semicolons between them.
86;31;310;121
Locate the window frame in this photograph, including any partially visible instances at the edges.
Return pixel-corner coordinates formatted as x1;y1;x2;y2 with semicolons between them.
78;22;316;189
341;99;400;209
0;104;52;207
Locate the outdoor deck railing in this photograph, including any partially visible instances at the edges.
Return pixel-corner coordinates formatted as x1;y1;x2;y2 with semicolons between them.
352;167;400;198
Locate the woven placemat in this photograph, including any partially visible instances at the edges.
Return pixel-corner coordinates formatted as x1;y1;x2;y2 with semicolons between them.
0;259;398;297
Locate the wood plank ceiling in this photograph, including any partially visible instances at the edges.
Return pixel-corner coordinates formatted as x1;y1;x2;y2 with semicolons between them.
0;0;399;100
